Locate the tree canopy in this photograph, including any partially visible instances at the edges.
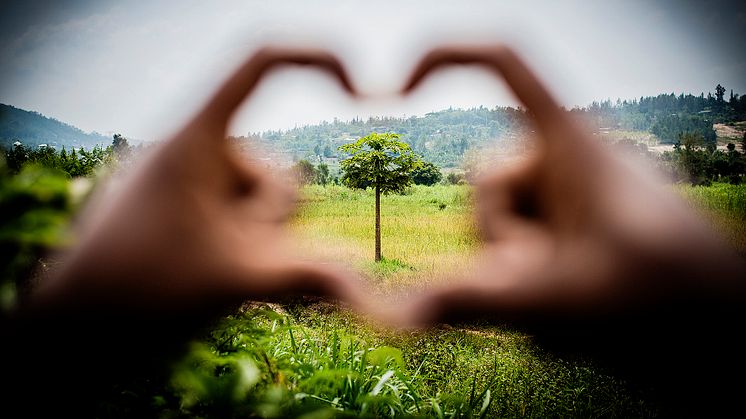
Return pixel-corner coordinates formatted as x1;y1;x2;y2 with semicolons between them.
339;132;422;194
411;161;443;186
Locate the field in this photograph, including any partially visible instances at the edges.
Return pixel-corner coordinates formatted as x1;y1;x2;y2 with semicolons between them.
13;180;739;417
674;182;746;256
290;185;481;293
166;184;721;418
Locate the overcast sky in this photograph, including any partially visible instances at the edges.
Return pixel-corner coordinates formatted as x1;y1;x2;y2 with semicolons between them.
1;0;745;141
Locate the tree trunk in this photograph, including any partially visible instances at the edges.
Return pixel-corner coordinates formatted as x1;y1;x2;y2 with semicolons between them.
375;182;381;262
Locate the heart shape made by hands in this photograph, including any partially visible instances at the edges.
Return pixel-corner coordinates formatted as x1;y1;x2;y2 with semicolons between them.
38;44;742;339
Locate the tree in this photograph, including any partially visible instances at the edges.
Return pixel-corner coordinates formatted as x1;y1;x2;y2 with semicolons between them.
112;133;130;153
292;159;317;185
411;161;443;185
446;172;465;185
112;133;131;166
339;132;422;261
317;162;330;186
716;84;726;102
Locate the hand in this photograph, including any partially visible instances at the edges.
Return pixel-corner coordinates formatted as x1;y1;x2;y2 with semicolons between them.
391;45;745;328
33;47;365;314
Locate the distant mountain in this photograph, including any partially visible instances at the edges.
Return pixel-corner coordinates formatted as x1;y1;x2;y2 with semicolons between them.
0;104;111;149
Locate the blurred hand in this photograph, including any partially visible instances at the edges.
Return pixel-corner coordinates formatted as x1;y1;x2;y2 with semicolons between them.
34;47;365;313
391;45;745;328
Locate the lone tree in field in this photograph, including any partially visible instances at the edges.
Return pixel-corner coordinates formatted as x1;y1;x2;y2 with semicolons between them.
339;132;422;262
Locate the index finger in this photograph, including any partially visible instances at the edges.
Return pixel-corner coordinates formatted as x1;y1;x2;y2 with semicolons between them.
197;46;357;131
402;45;572;138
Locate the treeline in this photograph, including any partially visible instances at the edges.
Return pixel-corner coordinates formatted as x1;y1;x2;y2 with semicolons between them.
1;134;133;177
659;134;746;185
258;85;746;167
259;106;531;168
574;84;746;144
291;159;454;187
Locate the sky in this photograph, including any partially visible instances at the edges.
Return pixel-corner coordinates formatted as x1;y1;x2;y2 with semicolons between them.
1;0;745;141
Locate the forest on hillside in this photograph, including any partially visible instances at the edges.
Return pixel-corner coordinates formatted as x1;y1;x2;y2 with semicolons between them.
251;85;746;168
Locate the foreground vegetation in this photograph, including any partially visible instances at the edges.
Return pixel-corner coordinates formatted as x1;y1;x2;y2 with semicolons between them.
154;182;745;417
2;150;745;417
158;185;658;418
675;182;746;256
3;154;745;416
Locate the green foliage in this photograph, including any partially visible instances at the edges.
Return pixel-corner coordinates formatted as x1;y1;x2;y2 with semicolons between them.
317;163;330;186
573;86;746;134
293;159;319;185
3;142;113;177
291;160;334;186
338;132;422;195
149;302;655;418
363;257;415;279
659;134;746;185
650;114;717;144
0;139;114;311
675;182;746;256
446;173;467;185
112;133;131;159
8;159;746;417
255;86;746;172
411;162;443;186
164;306;435;418
260;107;529;169
0;159;75;311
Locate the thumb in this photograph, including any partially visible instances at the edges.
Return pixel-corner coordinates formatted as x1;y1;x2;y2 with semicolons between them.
376;277;554;330
250;261;373;309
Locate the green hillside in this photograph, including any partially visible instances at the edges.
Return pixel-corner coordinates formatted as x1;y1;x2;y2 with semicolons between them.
0;103;109;149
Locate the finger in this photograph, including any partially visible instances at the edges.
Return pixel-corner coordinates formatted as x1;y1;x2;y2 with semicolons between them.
475;158;541;242
376;282;523;330
402;45;572;138
198;46;356;131
235;168;298;223
382;266;568;330
247;261;373;309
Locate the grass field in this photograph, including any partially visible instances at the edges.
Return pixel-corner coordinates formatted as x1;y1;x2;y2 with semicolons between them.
117;182;746;417
290;184;481;293
675;182;746;256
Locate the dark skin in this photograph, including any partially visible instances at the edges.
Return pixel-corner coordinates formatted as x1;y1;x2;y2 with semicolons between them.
33;47;367;314
5;44;745;416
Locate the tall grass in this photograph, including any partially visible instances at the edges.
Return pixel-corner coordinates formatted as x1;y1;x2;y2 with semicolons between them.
674;182;746;255
166;303;651;418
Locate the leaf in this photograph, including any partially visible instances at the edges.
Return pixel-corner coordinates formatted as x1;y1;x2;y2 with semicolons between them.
371;370;395;396
479;389;492;419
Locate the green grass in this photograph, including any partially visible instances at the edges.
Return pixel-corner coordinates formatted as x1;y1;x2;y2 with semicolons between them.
674;182;746;255
290;184;481;292
158;184;668;418
163;303;652;418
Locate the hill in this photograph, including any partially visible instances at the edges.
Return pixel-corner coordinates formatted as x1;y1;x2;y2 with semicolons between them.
0;104;110;149
255;107;531;169
253;86;746;169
